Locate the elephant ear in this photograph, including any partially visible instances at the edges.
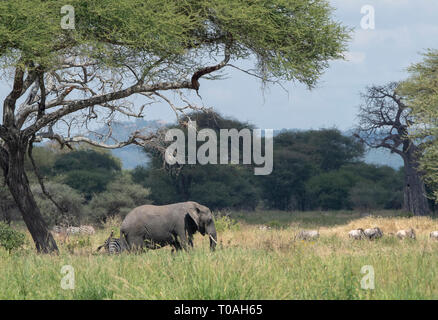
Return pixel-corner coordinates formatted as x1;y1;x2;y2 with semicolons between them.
187;206;200;229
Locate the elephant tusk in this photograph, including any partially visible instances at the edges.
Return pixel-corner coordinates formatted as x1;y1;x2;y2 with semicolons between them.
209;234;217;244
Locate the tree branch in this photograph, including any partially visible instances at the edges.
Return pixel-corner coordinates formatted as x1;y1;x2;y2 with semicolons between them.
23;80;193;137
37;130;162;151
191;43;231;93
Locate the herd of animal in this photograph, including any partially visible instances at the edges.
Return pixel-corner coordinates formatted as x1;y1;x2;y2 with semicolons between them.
52;201;438;255
284;227;438;241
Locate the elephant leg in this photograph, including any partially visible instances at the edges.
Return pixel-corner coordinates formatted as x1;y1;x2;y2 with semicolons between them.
173;231;190;251
126;233;144;252
173;241;183;252
188;234;194;248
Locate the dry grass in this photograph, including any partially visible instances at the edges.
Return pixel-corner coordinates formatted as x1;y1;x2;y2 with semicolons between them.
2;210;438;299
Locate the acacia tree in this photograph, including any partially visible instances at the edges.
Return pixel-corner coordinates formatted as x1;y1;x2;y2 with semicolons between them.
355;82;430;216
0;0;349;252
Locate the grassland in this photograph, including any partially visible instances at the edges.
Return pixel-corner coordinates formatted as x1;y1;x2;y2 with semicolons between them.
1;210;438;299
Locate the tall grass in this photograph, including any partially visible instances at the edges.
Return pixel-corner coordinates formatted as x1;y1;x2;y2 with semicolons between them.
1;211;438;299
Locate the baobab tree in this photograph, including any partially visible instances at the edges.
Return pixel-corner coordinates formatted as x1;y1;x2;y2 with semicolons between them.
355;82;430;216
0;0;349;252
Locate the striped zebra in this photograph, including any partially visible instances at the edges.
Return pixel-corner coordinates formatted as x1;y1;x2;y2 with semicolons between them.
97;231;128;254
66;226;81;235
79;225;95;235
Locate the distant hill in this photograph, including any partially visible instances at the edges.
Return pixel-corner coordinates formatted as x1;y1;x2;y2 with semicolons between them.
91;119;167;169
93;121;403;170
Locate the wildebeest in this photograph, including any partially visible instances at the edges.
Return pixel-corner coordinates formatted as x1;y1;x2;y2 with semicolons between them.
396;228;416;239
297;230;320;241
364;227;383;240
349;228;366;240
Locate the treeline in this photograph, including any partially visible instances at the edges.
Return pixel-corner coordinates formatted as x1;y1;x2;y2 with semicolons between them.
134;112;405;212
0;112;408;226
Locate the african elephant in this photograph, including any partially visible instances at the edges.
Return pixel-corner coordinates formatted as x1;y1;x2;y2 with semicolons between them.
120;201;217;252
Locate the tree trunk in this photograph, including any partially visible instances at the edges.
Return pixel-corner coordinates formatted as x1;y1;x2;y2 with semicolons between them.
403;149;430;216
4;139;58;253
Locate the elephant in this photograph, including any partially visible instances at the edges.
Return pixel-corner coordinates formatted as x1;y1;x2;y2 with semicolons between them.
120;201;217;252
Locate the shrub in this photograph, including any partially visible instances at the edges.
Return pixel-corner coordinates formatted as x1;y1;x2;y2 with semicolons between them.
87;174;151;224
266;220;285;229
66;236;91;254
214;214;240;232
305;170;356;210
53;150;122;200
31;182;86;227
0;223;26;252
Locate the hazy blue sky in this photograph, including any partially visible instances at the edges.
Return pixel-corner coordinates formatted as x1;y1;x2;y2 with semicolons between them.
1;0;437;131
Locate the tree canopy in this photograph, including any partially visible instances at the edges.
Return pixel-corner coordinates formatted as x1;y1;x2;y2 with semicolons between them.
0;0;349;87
399;49;438;201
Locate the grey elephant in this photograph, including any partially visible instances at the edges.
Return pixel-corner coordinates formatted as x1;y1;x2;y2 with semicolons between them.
120;201;217;252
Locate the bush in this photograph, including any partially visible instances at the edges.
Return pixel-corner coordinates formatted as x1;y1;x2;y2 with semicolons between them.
349;182;401;210
214;214;240;233
0;223;26;252
66;236;91;254
306;170;356;210
266;220;285;229
31;182;86;227
53;150;122;200
87;174;151;224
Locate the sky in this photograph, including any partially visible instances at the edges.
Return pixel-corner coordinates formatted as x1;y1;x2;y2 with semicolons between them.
1;0;438;131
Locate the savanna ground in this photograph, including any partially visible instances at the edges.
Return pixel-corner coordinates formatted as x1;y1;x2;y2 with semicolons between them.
1;210;438;299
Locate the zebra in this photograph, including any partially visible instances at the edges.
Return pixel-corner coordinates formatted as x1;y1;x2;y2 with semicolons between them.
66;226;81;235
97;231;128;254
52;225;65;234
79;225;95;235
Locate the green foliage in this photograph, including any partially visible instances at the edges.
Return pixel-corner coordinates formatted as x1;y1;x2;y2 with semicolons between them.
54;150;121;173
274;129;365;172
342;164;403;210
266;220;284;229
349;183;395;211
306;170;356;210
260;129;365;210
61;169;116;199
66;236;92;254
182;165;260;210
133;167;183;205
87;173;151;223
31;182;86;227
24;146;58;178
400;49;438;202
305;164;404;211
213;215;240;233
136;112;261;210
53;150;121;199
0;223;25;253
261;149;315;210
0;0;349;87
